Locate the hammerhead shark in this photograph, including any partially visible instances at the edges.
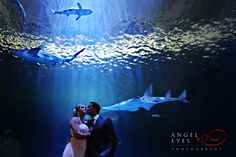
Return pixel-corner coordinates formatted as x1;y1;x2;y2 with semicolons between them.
9;45;85;65
11;0;26;31
52;2;92;20
102;84;189;112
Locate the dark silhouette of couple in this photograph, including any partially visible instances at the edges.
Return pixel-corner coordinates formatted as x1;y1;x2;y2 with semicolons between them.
62;102;117;157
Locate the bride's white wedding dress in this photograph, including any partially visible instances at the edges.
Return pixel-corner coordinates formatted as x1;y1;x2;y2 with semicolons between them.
62;119;89;157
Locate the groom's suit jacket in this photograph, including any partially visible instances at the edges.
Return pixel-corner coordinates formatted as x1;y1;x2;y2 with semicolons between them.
86;116;117;157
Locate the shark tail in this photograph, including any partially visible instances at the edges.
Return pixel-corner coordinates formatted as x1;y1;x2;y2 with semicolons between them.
65;48;85;63
178;90;189;103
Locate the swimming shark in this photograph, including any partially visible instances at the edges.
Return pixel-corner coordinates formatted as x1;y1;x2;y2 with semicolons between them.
102;84;189;112
52;3;92;20
152;114;161;119
11;0;26;31
9;45;85;65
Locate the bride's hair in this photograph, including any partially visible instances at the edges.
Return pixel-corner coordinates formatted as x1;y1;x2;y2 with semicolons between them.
73;104;81;117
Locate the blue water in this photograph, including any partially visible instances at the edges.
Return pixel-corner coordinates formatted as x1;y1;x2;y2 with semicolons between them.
0;0;236;157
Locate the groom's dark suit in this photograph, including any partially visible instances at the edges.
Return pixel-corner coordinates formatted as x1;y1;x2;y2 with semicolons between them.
86;116;117;157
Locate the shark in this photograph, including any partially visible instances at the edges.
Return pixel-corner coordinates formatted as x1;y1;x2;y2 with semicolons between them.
9;45;85;65
152;114;161;119
11;0;26;31
52;3;92;20
102;84;189;112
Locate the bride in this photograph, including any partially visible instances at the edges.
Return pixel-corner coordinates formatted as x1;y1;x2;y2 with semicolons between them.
62;104;90;157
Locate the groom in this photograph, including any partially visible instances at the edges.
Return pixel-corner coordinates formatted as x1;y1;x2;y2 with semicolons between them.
86;102;117;157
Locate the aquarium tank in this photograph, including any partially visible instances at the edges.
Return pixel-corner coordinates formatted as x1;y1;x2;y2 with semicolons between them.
0;0;235;156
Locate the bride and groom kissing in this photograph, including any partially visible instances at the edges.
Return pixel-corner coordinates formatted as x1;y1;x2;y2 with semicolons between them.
62;102;117;157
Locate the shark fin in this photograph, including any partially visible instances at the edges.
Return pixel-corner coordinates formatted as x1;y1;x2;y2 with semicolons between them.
165;90;171;98
65;48;85;63
178;90;189;103
28;45;45;56
28;49;40;56
142;103;155;111
76;15;81;20
128;108;140;112
143;84;153;97
77;3;82;10
30;45;44;51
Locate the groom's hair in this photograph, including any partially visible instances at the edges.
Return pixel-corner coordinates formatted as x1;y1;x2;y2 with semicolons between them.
90;101;100;114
